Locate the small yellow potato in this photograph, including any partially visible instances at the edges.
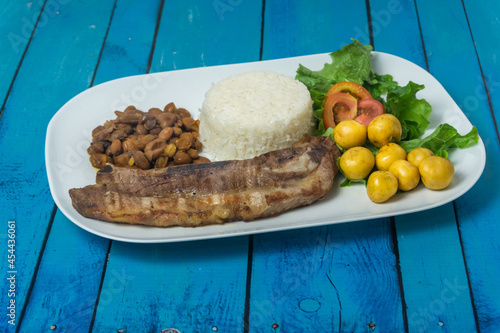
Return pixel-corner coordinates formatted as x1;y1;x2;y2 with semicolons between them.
419;156;455;190
333;120;367;149
339;146;375;180
367;171;399;203
375;143;407;171
367;114;402;148
407;147;434;168
388;160;420;191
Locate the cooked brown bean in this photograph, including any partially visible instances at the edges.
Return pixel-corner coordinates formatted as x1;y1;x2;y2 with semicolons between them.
172;127;182;137
117;113;141;124
179;132;194;145
113;153;130;166
143;117;157;130
144;138;167;153
175;138;191;151
135;134;156;149
155;156;168;168
158;127;173;141
109;128;129;141
124;105;137;113
173;151;192;165
132;151;150;169
107;139;122;156
135;123;148;135
194;140;202;150
164;102;176;113
92;126;114;142
163;143;177;157
187;148;198;159
181;117;196;131
87;141;106;155
145;148;165;162
122;138;138;152
174;119;183;128
148;107;163;115
176;108;191;118
149;127;162;135
192;131;199;139
89;154;112;169
157;113;177;128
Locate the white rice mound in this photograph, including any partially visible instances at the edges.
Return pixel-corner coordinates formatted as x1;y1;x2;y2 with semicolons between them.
199;71;314;161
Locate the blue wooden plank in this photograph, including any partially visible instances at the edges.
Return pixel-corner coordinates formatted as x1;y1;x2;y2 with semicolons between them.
91;1;263;330
370;0;478;331
250;222;404;332
18;210;109;331
13;0;164;331
261;0;368;59
448;0;500;331
150;0;262;72
92;238;249;332
92;0;162;83
0;0;44;108
417;0;500;331
249;0;405;331
0;0;116;331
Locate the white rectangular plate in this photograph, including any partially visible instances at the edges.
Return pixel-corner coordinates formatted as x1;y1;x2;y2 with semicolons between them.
45;52;486;243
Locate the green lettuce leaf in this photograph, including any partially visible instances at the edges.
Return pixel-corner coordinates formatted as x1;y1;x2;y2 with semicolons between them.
384;81;433;140
399;124;479;157
295;39;374;94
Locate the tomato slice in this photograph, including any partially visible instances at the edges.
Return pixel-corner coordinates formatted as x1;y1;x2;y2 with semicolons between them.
327;81;372;100
323;92;358;129
354;98;386;126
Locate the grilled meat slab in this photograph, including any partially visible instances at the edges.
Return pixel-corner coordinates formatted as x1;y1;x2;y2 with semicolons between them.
69;135;340;227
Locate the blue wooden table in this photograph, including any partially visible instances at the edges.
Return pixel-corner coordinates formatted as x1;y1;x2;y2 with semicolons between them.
1;0;499;332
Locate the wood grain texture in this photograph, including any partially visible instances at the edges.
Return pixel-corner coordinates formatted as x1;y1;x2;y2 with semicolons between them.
248;1;405;331
450;0;500;330
150;0;263;72
250;222;405;332
18;210;109;332
14;0;164;331
0;0;43;108
90;1;264;330
92;238;249;332
0;1;115;331
371;0;477;331
261;0;368;59
92;0;162;83
418;0;500;331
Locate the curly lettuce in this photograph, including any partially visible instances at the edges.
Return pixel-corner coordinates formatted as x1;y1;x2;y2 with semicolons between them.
295;39;478;158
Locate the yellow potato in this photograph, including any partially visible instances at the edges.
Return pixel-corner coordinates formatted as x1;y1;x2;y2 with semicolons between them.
339;146;375;180
367;171;398;203
375;143;407;171
407;147;434;168
367;114;402;148
419;156;455;190
388;160;420;191
334;120;367;149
